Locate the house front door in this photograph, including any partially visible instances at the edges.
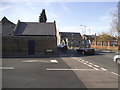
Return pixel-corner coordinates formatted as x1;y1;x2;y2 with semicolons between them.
28;40;35;55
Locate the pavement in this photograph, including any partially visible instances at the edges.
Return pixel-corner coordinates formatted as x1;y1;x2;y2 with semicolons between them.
95;49;119;54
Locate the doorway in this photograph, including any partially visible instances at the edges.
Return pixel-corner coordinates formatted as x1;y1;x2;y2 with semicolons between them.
28;40;35;55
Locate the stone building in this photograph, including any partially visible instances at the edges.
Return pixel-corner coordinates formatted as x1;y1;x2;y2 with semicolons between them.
1;16;16;36
2;10;57;57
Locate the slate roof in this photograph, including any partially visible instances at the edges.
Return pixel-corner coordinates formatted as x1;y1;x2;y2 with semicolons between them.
14;21;56;36
1;16;16;25
59;32;82;38
1;16;16;36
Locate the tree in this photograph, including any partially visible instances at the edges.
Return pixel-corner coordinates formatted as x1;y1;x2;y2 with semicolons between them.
96;32;116;41
39;9;47;23
110;2;120;35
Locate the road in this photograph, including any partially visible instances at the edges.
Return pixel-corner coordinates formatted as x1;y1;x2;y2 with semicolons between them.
61;49;119;88
2;49;120;89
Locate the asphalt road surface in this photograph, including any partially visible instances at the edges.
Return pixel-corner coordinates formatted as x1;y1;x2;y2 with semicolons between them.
2;49;120;89
2;57;86;88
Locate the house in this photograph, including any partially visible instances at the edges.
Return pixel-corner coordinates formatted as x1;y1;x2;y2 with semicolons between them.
1;16;16;36
2;9;57;57
81;34;95;48
82;34;95;42
59;32;82;48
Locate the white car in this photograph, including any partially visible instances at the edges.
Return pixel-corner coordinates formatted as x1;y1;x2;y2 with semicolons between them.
113;55;120;64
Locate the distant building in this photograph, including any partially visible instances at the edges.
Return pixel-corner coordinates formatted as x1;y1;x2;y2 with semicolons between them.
82;35;95;41
59;32;82;48
82;34;95;48
1;16;16;36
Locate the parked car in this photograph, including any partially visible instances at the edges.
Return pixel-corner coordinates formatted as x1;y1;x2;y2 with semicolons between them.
76;48;95;55
113;55;120;64
57;44;67;50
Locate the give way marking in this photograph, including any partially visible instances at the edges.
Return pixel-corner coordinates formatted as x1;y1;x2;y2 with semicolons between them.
0;67;14;70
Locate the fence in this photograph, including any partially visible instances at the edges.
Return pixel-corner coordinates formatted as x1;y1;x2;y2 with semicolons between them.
91;40;120;51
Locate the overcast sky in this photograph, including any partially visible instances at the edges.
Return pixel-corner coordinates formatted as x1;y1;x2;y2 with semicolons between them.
0;1;119;35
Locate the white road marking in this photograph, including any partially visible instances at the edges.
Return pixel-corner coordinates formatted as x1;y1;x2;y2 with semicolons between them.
22;60;39;62
51;60;58;63
87;64;99;70
71;57;77;59
94;65;99;68
0;67;14;70
89;63;93;65
111;72;120;76
83;62;87;64
81;62;99;70
22;60;50;63
87;64;92;67
71;57;74;59
100;68;108;71
39;60;50;63
85;61;88;63
71;58;109;72
81;60;85;62
47;68;97;71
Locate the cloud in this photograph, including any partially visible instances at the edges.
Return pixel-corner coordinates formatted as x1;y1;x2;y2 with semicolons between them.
60;3;70;13
0;6;11;12
100;15;111;22
48;11;59;18
25;2;37;12
62;5;70;13
60;26;81;33
100;7;116;23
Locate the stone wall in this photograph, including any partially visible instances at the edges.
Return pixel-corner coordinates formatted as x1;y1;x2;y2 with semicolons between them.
2;36;57;57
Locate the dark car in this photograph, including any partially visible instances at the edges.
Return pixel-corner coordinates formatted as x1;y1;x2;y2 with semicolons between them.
76;48;95;55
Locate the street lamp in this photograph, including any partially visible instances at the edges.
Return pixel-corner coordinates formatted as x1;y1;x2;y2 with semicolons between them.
71;34;74;49
88;29;90;35
80;25;83;35
84;25;86;35
80;25;86;35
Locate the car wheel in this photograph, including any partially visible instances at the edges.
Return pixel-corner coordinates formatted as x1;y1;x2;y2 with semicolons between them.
116;58;120;64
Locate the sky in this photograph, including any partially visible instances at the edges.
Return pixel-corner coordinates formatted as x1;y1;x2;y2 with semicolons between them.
0;1;119;35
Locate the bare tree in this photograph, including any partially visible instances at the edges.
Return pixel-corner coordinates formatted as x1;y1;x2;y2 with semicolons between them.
96;32;116;41
110;2;120;36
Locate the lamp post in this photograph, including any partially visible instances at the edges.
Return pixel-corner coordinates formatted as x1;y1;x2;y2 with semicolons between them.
88;29;90;35
71;34;73;49
80;25;83;35
80;25;86;48
84;25;86;35
80;25;86;35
